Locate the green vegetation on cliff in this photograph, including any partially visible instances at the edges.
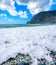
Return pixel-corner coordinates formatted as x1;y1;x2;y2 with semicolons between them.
27;10;56;24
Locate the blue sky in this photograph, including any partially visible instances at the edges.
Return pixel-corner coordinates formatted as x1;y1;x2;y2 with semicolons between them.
0;0;56;24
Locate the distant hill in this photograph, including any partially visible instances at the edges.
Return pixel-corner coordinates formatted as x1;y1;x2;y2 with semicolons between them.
27;10;56;24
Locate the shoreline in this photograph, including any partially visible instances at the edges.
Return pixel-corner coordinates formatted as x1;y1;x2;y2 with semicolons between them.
0;24;56;28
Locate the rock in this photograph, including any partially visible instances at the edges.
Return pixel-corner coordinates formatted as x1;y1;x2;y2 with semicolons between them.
19;61;30;65
26;10;56;24
1;54;31;65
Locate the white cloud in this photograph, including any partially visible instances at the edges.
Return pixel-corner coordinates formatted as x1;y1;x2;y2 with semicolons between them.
0;0;55;16
0;0;28;18
18;11;28;18
0;0;17;16
16;0;54;15
0;13;8;20
7;19;13;22
0;14;7;17
27;2;42;14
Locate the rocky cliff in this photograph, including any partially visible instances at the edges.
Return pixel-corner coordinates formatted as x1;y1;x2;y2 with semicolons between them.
27;10;56;24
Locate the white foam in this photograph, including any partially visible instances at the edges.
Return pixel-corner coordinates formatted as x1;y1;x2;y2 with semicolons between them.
0;25;56;65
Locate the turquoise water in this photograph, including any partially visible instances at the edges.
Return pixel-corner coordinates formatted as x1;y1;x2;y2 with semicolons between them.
0;24;56;28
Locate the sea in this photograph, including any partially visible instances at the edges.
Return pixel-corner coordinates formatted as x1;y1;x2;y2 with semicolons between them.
0;24;56;28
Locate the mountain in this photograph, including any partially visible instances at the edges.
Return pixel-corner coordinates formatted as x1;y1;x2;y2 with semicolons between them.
27;10;56;24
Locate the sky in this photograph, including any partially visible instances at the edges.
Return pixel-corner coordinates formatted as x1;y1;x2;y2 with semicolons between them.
0;0;56;24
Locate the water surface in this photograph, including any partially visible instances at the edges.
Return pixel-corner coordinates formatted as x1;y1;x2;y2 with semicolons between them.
0;24;56;28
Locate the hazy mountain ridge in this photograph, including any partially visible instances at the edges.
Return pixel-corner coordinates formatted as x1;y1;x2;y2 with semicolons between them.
27;10;56;24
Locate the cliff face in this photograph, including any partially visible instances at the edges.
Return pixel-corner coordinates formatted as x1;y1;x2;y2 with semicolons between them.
27;10;56;24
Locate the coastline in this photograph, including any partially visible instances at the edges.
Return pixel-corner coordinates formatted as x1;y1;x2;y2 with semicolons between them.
0;24;56;28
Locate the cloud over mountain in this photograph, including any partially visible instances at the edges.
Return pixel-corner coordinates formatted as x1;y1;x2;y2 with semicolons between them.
16;0;53;14
0;0;55;17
